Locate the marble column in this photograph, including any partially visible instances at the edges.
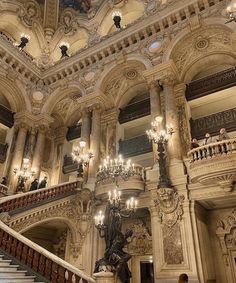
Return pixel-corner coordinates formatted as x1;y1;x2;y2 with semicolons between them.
161;77;182;161
31;125;48;179
81;108;91;149
149;81;162;120
9;122;29;193
89;106;101;179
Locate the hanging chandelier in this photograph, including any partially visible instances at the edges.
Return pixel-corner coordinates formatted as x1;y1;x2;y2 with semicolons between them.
226;0;236;23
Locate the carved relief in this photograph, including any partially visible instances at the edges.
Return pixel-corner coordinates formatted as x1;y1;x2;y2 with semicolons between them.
60;10;80;35
154;188;185;228
171;26;234;75
18;1;41;27
128;221;152;255
163;223;184;264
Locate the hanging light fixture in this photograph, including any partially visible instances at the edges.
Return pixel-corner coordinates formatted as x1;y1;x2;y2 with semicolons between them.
226;0;236;23
59;42;70;58
17;34;30;49
112;11;122;29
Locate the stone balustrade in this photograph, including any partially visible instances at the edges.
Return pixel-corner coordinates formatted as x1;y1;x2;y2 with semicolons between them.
95;165;144;200
0;222;95;283
0;180;80;213
187;138;236;191
0;180;95;283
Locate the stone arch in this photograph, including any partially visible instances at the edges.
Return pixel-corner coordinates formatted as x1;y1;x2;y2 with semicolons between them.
0;76;31;112
41;83;85;115
18;216;78;244
165;22;236;82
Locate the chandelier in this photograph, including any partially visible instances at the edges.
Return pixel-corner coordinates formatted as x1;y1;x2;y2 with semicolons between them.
226;0;236;23
146;116;173;144
112;11;122;29
71;140;93;166
13;158;35;180
96;155;136;183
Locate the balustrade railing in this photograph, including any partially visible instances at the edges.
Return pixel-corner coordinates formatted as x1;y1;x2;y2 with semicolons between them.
0;184;8;196
188;139;236;162
0;180;80;213
0;222;95;283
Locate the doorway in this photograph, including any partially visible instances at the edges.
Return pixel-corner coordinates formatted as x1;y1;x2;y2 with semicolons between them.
140;261;154;283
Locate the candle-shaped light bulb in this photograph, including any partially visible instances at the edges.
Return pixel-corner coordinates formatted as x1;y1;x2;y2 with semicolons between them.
108;191;111;201
126;200;130;209
135;200;138;209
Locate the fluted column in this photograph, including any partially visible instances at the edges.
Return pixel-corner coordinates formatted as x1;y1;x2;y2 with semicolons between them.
89;105;101;179
161;77;182;161
31;125;48;179
81;108;91;149
9;122;29;192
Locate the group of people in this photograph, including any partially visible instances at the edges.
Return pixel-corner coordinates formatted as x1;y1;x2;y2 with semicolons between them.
29;177;47;191
190;128;230;149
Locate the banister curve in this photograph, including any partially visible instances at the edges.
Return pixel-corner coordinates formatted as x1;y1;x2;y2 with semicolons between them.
0;180;95;283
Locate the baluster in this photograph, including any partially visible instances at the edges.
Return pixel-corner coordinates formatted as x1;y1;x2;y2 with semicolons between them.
32;251;40;272
226;142;231;153
11;237;18;256
27;248;34;268
58;266;66;282
2;231;8;250
16;241;23;260
45;258;52;279
51;262;59;282
38;254;46;275
21;245;29;264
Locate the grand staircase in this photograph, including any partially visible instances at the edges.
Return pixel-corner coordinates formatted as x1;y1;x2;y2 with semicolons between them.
0;181;95;283
0;253;44;282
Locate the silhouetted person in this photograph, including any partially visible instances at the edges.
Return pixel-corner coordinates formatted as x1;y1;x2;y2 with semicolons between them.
178;273;188;283
38;177;47;189
190;138;199;149
1;177;7;186
217;128;230;141
29;179;39;191
17;177;25;193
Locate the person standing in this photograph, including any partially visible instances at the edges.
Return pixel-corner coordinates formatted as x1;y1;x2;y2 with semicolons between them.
203;133;213;145
29;179;39;191
217;128;230;141
38;176;47;189
190;138;199;149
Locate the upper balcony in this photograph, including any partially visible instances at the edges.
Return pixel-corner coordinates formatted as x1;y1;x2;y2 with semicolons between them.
95;165;145;201
187;139;236;192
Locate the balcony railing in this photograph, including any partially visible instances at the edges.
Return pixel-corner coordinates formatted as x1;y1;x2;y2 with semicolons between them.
188;139;236;162
66;124;82;141
119;134;152;157
0;143;8;163
119;99;150;124
190;107;236;139
0;105;14;128
187;138;236;191
186;67;236;101
0;180;80;214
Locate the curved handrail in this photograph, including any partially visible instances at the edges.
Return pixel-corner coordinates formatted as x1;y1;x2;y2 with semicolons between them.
0;180;95;283
188;138;236;162
0;180;80;213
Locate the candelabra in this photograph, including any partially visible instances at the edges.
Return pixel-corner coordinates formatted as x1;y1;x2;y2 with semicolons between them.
96;155;136;184
146;116;174;188
17;34;30;49
13;158;35;192
112;11;122;29
94;188;137;283
226;0;236;23
59;42;70;58
71;140;93;178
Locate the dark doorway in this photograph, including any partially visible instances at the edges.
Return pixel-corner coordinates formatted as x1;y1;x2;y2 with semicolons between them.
140;261;154;283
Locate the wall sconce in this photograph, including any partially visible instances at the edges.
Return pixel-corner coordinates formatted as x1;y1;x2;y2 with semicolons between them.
17;34;30;49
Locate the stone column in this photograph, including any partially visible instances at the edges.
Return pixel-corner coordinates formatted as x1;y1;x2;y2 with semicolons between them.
149;81;162;120
175;83;191;156
9;122;29;193
31;125;48;179
161;77;182;161
81;108;91;149
89;105;102;179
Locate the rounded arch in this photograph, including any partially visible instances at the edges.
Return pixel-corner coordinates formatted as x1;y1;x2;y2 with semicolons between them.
166;22;236;82
183;53;236;82
18;216;78;244
0;76;31;112
42;83;85;114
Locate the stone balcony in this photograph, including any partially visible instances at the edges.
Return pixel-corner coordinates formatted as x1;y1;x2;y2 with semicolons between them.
95;165;144;201
187;139;236;192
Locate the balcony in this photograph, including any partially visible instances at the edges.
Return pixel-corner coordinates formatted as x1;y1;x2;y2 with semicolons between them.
95;165;145;200
119;99;150;124
66;124;82;141
119;134;152;158
0;105;14;128
62;155;77;174
188;139;236;192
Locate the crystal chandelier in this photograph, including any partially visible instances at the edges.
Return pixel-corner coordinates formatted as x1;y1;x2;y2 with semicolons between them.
146;116;173;144
226;0;236;23
96;155;136;183
13;158;35;179
71;140;93;166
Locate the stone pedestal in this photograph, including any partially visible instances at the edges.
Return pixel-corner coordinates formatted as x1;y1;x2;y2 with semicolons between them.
93;272;115;283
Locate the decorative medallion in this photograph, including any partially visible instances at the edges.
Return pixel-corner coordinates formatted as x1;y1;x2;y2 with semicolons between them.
124;69;138;80
194;37;209;50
